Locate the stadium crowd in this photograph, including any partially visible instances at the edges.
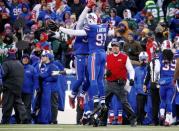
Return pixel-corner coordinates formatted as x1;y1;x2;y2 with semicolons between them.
0;0;178;127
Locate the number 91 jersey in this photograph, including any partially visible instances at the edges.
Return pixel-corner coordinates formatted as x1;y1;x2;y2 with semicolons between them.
84;24;109;54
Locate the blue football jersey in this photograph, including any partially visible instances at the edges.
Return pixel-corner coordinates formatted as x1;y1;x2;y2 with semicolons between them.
160;56;176;78
84;24;109;54
103;16;122;27
73;36;89;55
11;4;22;21
175;50;179;59
109;16;122;27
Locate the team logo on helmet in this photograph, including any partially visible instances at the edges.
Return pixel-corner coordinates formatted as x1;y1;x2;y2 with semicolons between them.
161;40;173;51
86;13;98;25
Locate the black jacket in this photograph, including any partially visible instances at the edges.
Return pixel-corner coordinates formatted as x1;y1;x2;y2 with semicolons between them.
2;59;24;94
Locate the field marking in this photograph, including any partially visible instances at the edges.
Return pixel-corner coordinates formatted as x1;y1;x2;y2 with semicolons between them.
0;125;179;131
0;127;178;131
0;128;63;130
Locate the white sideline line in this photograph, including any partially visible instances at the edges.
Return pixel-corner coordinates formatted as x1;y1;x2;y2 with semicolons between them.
0;127;178;131
0;128;177;131
0;128;63;130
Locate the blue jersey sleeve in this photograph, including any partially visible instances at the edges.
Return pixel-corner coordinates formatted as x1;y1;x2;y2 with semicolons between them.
175;50;179;59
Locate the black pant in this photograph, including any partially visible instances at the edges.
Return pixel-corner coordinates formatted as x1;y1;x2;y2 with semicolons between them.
51;92;58;124
22;93;32;123
1;90;27;124
150;83;160;125
105;81;136;122
176;104;179;123
136;94;147;124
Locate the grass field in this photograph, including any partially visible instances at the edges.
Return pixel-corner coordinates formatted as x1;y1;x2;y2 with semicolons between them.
0;124;178;131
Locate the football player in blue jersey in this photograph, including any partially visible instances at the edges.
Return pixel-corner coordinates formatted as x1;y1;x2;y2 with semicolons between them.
58;12;115;111
57;0;95;110
155;40;176;126
68;35;90;109
51;0;96;110
174;36;179;125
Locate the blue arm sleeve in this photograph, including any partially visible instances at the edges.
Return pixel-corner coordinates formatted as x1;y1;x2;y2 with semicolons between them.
45;65;58;82
33;68;39;90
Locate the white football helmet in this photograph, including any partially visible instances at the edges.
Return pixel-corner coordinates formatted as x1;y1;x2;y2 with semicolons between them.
139;51;148;61
161;40;173;51
86;13;98;25
174;36;179;49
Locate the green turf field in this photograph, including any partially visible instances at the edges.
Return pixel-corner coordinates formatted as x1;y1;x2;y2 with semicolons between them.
0;125;178;131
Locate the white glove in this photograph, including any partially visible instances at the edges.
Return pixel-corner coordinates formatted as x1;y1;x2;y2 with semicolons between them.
52;31;60;39
52;71;60;76
177;86;179;92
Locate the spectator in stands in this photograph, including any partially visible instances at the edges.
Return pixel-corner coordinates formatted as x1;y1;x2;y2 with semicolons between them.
145;12;158;31
137;27;150;51
144;0;164;22
155;21;168;43
70;0;85;19
36;32;50;50
117;21;133;40
124;0;137;15
101;4;110;23
0;32;15;63
2;0;23;23
123;33;142;65
111;0;128;18
38;4;49;21
56;0;71;22
63;11;72;28
0;63;3;93
134;0;148;12
105;8;122;27
122;9;138;31
146;32;158;62
134;9;147;23
0;1;10;33
18;3;34;33
4;23;12;35
169;9;179;40
166;0;178;24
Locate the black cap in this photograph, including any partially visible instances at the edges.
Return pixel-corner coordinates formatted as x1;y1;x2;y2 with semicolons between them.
111;41;120;47
147;31;154;37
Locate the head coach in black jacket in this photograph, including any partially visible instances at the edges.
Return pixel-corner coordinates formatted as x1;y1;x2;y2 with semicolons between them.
1;49;28;124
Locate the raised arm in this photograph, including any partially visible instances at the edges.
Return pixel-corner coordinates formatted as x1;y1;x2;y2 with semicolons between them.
76;6;91;30
59;27;87;36
76;0;96;29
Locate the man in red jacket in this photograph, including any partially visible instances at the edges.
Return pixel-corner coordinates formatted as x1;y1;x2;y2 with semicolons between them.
102;41;137;126
146;32;158;62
